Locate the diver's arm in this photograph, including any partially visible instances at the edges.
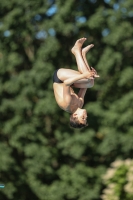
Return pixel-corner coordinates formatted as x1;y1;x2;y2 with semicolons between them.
64;71;94;86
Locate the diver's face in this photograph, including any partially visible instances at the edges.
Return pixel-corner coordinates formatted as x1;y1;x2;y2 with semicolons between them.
76;109;88;125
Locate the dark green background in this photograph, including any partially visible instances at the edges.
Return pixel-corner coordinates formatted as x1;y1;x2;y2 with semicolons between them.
0;0;133;199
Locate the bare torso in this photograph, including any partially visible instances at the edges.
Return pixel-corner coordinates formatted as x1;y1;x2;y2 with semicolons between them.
53;83;83;113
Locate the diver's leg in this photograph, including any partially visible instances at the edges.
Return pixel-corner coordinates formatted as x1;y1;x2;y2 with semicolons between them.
71;38;89;73
82;44;94;71
71;42;98;88
56;38;95;88
57;68;94;88
71;38;94;73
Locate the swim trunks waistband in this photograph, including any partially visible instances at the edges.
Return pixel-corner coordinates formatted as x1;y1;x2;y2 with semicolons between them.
53;69;63;83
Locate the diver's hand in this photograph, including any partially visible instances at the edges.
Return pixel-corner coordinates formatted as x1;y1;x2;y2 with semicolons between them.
91;67;100;78
83;71;96;79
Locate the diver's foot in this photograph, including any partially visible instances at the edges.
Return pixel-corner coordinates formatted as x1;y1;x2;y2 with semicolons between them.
82;44;94;56
71;38;87;55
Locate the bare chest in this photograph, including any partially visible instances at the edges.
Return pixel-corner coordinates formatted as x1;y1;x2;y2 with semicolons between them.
53;83;83;113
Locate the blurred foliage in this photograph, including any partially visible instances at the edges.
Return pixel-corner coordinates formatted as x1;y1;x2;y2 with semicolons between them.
0;0;133;200
101;159;133;200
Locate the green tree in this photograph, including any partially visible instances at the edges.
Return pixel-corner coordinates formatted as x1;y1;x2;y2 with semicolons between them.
0;0;133;200
101;159;133;200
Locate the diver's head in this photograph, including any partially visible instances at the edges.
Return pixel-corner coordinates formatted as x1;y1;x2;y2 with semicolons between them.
70;108;88;128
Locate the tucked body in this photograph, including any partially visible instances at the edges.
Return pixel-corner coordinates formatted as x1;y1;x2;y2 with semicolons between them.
53;38;99;128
